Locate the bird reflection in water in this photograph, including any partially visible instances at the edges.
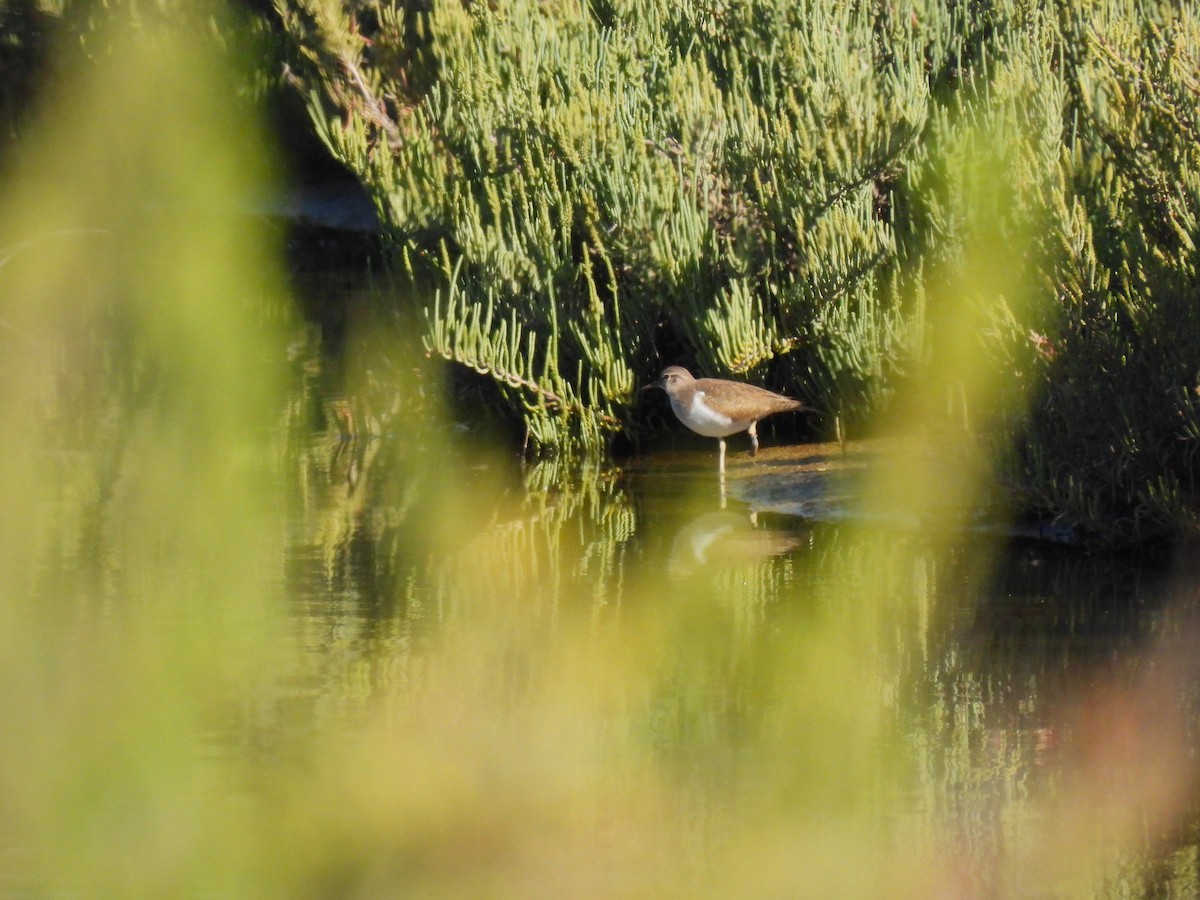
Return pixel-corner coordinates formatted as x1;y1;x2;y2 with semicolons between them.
667;509;807;578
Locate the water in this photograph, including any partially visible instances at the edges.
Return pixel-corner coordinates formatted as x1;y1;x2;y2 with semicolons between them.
277;370;1199;895
5;277;1198;895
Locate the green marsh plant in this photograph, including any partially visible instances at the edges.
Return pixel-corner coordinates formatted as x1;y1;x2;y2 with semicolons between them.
277;0;931;448
277;0;1200;538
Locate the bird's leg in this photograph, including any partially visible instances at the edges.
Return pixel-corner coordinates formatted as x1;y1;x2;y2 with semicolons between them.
718;439;727;505
748;421;760;457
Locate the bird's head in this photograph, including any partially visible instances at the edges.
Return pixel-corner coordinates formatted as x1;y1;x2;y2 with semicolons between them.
643;365;694;396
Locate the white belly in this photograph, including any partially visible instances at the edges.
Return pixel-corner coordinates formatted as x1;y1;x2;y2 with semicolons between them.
670;391;751;438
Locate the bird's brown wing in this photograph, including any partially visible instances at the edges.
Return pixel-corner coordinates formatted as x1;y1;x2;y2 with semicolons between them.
693;378;803;421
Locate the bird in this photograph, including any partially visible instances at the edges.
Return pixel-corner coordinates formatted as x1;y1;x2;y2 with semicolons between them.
644;365;804;475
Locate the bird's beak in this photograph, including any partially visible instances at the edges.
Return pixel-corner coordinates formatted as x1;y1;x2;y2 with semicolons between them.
641;379;663;392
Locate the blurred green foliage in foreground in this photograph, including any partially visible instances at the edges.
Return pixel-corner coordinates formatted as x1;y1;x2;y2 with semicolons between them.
2;8;1199;897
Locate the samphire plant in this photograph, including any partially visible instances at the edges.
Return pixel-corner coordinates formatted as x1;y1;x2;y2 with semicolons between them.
274;0;935;446
273;0;1200;539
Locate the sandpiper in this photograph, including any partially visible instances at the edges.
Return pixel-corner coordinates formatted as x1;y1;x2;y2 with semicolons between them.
645;365;804;475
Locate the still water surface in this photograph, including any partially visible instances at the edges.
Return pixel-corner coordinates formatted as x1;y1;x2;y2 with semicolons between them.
278;378;1200;896
8;286;1199;894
